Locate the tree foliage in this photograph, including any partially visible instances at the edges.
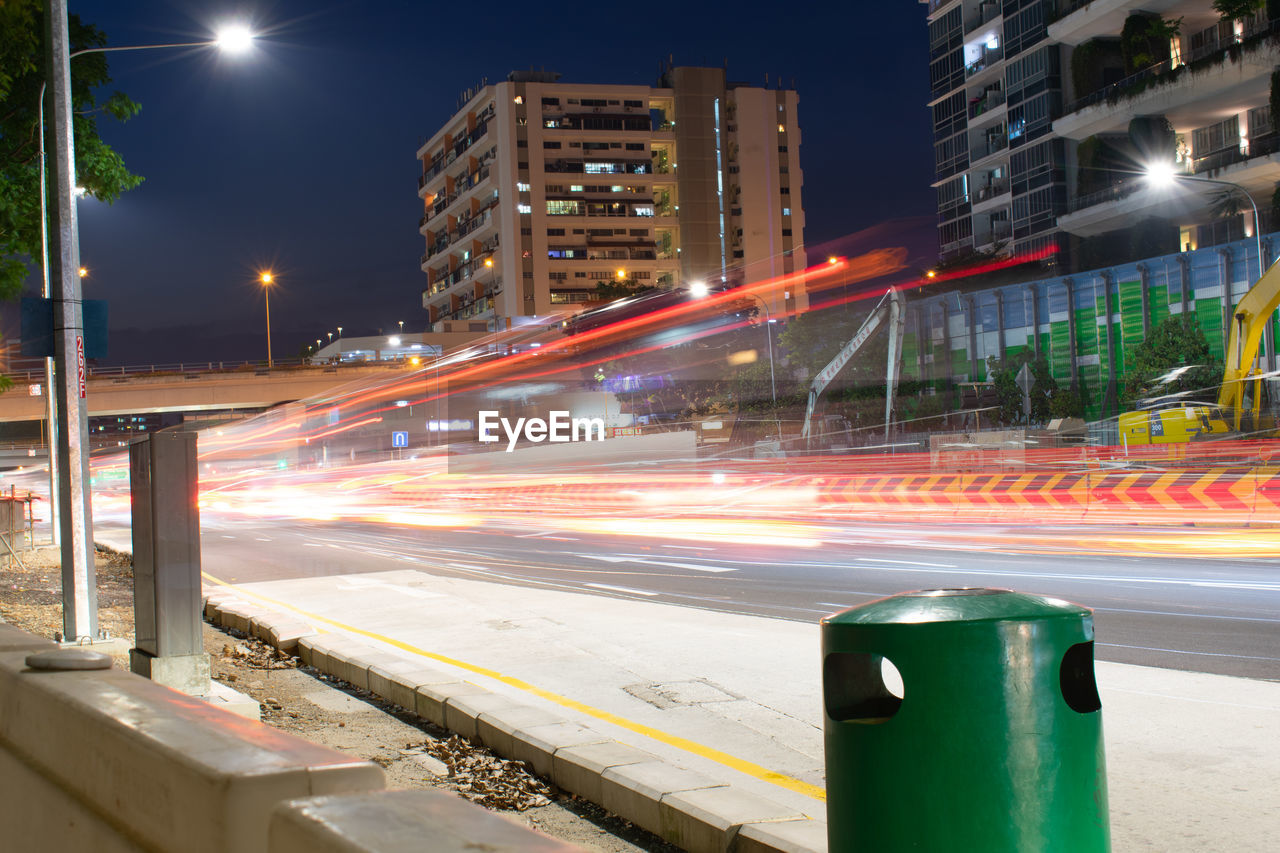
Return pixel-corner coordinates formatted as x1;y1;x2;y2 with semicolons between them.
0;0;142;300
592;277;654;303
984;353;1064;425
1213;0;1265;21
1122;315;1221;403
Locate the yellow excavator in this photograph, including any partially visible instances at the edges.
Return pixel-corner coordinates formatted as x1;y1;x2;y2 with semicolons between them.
1120;258;1280;445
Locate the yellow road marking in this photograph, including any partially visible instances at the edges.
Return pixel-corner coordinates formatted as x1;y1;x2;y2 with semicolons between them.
202;571;827;802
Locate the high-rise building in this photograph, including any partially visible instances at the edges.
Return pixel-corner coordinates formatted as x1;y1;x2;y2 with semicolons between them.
923;1;1280;273
416;67;805;336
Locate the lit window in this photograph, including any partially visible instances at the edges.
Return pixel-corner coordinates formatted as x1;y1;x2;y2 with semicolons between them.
612;185;624;192
634;205;654;217
546;199;582;215
517;203;532;214
777;124;785;132
782;207;791;216
517;182;530;192
513;95;523;104
544;119;558;128
570;184;584;191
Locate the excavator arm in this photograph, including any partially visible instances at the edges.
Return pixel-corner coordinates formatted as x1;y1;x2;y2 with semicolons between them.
801;288;904;449
1218;259;1280;431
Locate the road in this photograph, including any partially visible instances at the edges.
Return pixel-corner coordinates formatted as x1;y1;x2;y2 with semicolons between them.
145;514;1280;681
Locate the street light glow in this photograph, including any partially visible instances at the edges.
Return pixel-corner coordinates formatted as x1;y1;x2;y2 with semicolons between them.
260;271;273;285
689;280;709;298
1143;161;1178;188
214;25;255;53
389;336;402;346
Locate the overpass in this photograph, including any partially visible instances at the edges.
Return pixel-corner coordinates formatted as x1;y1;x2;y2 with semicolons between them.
0;361;415;423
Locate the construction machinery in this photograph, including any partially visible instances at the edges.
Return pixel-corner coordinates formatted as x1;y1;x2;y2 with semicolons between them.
1120;258;1280;444
801;287;904;449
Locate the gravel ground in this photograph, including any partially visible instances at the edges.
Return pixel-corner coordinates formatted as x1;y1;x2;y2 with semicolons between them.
0;545;681;853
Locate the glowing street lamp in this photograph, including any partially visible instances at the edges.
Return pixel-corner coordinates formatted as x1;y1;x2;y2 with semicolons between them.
259;272;274;368
40;4;258;642
1144;162;1264;279
689;280;777;411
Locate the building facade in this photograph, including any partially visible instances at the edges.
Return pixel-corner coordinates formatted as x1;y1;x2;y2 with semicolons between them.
924;0;1280;272
417;67;806;336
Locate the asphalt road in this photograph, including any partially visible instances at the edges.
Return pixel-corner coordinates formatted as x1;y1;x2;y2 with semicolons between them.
160;515;1280;681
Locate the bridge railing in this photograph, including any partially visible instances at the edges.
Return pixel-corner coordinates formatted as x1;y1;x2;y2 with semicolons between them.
1;357;416;386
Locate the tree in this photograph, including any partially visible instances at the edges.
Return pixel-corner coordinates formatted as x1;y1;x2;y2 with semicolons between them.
1213;0;1265;21
985;353;1062;425
592;277;653;303
1122;315;1221;404
0;0;143;301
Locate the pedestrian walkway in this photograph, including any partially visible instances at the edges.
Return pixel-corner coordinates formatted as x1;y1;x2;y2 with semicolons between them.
198;565;1280;852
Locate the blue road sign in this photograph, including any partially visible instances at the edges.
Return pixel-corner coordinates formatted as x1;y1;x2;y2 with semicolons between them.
391;431;409;448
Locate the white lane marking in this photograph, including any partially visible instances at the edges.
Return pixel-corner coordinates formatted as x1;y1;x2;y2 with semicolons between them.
303;543;324;548
663;545;713;551
255;537;272;542
585;583;659;597
580;554;735;573
221;535;237;539
1099;642;1280;662
857;557;957;568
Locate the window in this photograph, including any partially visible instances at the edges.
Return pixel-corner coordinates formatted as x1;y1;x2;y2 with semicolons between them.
570;184;584;191
782;207;791;216
542;97;560;106
611;185;624;192
624;100;643;108
517;203;532;214
780;186;790;195
549;272;568;281
633;205;654;217
546;199;582;215
629;228;648;236
625;142;644;151
544;119;559;128
520;227;532;235
513;95;524;105
778;146;788;153
516;182;530;192
547;228;565;236
782;229;792;236
544;141;562;149
585;162;620;174
516;140;527;148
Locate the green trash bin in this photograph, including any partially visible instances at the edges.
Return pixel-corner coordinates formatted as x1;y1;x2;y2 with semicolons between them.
822;588;1109;852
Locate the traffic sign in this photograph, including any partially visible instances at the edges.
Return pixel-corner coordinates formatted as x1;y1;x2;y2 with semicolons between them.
391;431;409;448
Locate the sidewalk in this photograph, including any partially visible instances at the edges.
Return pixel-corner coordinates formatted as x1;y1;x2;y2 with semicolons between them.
190;563;1279;852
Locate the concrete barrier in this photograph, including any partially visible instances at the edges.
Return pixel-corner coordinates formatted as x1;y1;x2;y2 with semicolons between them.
0;619;591;853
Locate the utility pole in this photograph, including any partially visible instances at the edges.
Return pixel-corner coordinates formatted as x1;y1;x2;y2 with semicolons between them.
45;0;98;641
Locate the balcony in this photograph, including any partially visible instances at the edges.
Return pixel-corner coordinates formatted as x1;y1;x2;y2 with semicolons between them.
964;2;1000;38
419;104;496;183
969;134;1008;165
1056;20;1280;140
421;166;493;226
964;45;1003;80
968;88;1005;122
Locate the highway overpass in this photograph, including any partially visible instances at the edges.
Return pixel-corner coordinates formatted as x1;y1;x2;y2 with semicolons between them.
0;362;415;423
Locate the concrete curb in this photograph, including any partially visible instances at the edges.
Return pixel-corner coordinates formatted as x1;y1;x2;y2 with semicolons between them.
202;592;828;853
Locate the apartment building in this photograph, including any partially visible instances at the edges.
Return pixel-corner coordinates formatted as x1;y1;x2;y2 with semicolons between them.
923;0;1280;273
416;67;805;336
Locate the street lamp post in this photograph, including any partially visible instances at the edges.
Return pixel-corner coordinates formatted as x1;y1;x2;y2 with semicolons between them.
260;272;274;368
1145;164;1265;279
690;281;779;437
40;4;254;641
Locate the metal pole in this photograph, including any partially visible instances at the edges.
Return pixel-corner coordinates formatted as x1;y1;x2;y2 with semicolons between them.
45;0;97;641
37;82;61;547
265;284;273;368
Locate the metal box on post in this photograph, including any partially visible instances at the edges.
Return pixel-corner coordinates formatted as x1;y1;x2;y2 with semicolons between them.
129;429;210;694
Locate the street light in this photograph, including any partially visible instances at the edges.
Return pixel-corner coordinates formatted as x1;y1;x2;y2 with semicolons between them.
1144;162;1265;280
39;5;257;642
690;280;778;418
259;271;274;368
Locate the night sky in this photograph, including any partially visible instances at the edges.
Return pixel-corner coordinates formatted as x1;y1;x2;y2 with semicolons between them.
46;1;936;365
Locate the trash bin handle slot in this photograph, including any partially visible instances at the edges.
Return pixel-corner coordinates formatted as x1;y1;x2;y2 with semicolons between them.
824;652;903;724
1060;641;1102;714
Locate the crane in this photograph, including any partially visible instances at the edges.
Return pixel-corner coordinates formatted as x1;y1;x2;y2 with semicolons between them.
801;287;904;450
